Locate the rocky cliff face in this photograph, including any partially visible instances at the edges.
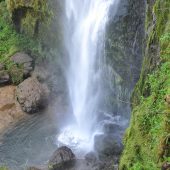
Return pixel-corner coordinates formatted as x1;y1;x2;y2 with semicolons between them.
6;0;49;36
102;0;145;117
119;0;170;169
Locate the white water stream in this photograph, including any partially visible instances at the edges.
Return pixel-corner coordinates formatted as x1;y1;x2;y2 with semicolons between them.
58;0;119;153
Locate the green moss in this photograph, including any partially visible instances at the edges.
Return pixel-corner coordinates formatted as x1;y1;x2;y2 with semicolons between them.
0;167;8;170
6;0;47;13
0;1;45;84
153;0;170;38
20;11;38;36
9;65;24;85
120;0;170;169
5;0;51;37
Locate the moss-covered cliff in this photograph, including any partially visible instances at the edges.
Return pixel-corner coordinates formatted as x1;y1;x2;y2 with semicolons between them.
6;0;50;36
103;0;145;118
0;0;51;84
119;0;170;169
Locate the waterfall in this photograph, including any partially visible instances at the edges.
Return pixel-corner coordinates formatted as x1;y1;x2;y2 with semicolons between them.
58;0;119;153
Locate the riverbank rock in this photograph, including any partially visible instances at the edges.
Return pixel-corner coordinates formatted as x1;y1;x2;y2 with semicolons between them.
94;134;123;156
11;52;34;77
0;70;10;85
16;77;49;113
0;85;25;133
48;146;76;170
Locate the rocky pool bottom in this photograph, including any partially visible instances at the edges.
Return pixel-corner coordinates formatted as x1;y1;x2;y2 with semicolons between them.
0;100;127;170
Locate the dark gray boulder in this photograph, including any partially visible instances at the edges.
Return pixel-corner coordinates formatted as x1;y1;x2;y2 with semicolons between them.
103;123;122;134
94;134;123;156
48;146;76;170
11;52;34;77
16;77;49;113
85;152;97;164
0;70;10;85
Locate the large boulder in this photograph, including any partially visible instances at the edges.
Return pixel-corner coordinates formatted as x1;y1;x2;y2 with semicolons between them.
16;77;49;113
103;122;122;134
11;52;34;77
94;134;123;156
48;146;76;170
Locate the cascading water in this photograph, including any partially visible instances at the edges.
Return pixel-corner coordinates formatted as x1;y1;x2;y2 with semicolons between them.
58;0;120;153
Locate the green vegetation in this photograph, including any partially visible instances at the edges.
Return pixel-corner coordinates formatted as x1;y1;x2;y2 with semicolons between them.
6;0;51;36
0;167;8;170
0;1;46;84
119;0;170;169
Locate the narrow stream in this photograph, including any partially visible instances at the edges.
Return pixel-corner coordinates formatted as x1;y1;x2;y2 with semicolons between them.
0;102;69;169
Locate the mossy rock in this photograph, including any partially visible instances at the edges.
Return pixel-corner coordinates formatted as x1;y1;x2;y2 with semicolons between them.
5;0;50;36
119;0;170;169
8;64;24;85
0;1;47;84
